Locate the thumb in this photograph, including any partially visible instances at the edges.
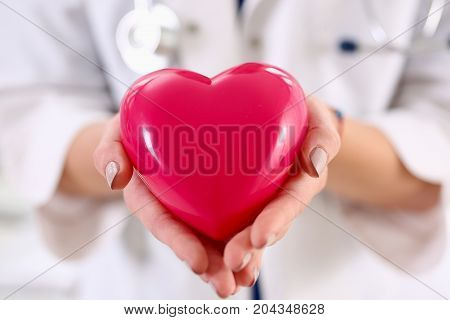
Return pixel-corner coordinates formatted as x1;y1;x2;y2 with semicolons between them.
300;97;341;178
93;114;133;189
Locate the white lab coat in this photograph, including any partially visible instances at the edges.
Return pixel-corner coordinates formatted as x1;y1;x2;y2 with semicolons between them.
0;0;449;299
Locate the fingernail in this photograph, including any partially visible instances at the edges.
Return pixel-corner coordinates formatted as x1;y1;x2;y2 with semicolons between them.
251;267;260;287
265;234;277;247
310;147;328;177
105;161;119;189
236;252;252;271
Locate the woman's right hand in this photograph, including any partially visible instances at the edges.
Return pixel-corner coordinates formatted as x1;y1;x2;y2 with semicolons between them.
93;114;259;298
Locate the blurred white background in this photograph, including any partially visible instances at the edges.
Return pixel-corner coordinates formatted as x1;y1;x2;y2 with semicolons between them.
0;170;76;299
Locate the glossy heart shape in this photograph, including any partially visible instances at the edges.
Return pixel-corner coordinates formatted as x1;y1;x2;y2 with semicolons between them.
120;63;308;241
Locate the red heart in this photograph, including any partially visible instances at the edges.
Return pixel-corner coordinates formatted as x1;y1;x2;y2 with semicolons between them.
120;63;308;241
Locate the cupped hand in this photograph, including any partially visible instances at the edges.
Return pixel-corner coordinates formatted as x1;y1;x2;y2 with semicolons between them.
93;96;340;298
223;96;340;284
94;115;243;297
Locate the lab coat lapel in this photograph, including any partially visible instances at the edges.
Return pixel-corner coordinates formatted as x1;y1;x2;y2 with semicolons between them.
242;0;421;115
312;0;422;115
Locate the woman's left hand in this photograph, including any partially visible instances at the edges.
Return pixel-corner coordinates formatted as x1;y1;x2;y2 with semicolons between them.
222;96;341;289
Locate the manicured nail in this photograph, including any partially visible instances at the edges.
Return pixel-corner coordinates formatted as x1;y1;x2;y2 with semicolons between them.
236;252;252;271
105;161;119;189
251;267;260;287
265;234;277;247
310;147;328;177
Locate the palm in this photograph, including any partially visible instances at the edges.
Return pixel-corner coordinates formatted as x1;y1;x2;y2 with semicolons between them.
122;169;326;297
123;172;258;297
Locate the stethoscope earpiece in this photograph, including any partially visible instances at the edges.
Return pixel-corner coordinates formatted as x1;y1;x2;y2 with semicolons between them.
116;0;180;74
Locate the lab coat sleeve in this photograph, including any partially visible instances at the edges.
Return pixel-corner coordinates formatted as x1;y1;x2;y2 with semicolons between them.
365;14;450;185
0;0;113;206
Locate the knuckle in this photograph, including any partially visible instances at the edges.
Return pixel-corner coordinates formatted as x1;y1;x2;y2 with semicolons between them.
149;213;173;239
169;232;187;250
323;128;340;155
111;141;124;154
152;212;173;230
331;131;341;150
307;96;320;106
224;243;237;261
94;144;110;160
92;145;102;161
92;146;106;171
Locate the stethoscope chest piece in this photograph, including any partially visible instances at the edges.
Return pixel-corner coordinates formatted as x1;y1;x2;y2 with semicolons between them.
116;1;180;74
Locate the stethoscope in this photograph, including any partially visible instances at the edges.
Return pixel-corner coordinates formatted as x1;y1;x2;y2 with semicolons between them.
355;0;447;54
116;0;180;74
116;0;446;73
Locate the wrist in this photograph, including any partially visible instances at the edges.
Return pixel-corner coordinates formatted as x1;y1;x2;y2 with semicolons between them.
60;121;113;197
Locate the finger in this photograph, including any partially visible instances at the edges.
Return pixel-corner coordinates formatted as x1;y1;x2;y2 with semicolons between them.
124;173;208;274
202;240;237;298
251;170;327;248
234;249;263;287
93;114;133;189
272;220;293;243
224;226;254;272
300;97;341;178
